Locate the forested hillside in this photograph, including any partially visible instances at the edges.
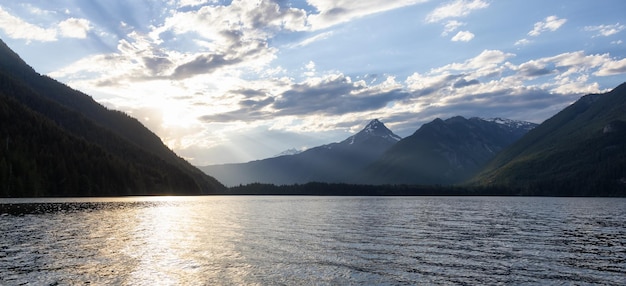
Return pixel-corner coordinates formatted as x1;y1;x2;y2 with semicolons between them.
474;83;626;196
0;39;225;197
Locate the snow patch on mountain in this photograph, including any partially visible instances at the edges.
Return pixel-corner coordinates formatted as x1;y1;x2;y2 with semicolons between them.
272;148;305;157
481;117;537;131
343;119;402;145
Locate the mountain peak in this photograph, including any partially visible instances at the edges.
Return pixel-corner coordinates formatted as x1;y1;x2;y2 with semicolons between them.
363;119;384;133
342;119;402;145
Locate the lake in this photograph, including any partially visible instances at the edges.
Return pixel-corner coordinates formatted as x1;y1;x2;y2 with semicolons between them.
1;196;625;285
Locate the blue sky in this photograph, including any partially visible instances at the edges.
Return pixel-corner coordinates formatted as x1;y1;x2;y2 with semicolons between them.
1;0;625;165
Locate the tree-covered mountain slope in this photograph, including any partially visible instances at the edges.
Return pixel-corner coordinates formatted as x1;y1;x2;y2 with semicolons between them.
473;83;626;196
0;39;225;196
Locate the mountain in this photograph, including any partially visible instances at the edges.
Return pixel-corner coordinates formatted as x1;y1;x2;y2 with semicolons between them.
0;39;225;197
473;83;626;196
200;119;401;186
358;116;537;185
272;148;303;157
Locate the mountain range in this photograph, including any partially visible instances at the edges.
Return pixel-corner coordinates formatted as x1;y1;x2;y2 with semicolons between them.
200;119;402;186
359;117;537;185
201;117;537;186
0;39;225;197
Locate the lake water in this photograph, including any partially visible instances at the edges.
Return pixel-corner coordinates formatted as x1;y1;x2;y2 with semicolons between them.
1;196;625;285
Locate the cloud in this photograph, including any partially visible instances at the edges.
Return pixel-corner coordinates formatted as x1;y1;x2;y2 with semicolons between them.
596;58;626;76
147;0;305;78
172;54;241;79
0;6;93;42
514;38;531;46
58;18;91;38
453;78;480;88
177;0;214;8
199;74;411;123
431;49;515;77
289;31;334;48
528;15;567;37
584;23;625;37
274;74;409;116
0;6;57;42
398;49;626;130
515;60;554;78
442;20;465;36
425;0;489;23
451;30;474;42
306;0;428;30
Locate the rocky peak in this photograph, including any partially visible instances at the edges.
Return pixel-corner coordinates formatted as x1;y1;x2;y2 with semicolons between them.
342;119;402;145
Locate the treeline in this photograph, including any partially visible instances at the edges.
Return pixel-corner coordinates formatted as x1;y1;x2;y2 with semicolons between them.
226;181;626;197
226;182;518;196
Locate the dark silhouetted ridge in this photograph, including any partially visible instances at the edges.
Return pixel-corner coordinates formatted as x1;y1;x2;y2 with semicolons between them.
0;38;225;197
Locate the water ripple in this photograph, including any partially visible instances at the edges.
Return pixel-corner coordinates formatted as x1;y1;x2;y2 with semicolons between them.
0;196;625;285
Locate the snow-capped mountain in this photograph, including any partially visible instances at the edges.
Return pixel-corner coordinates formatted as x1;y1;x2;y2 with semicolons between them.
272;148;304;157
482;117;537;132
341;119;402;146
200;119;401;186
358;116;537;185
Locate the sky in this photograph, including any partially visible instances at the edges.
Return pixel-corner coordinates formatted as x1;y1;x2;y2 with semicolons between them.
1;0;626;165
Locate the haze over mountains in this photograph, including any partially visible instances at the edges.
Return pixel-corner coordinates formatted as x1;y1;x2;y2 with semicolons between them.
200;119;403;186
0;39;225;197
201;117;537;186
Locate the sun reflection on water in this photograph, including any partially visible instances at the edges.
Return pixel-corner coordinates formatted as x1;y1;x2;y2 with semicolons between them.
118;196;253;285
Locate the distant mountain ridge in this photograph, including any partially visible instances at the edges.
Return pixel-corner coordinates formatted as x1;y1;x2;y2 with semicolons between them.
201;117;537;187
474;83;626;196
358;116;537;185
0;39;225;196
200;119;401;186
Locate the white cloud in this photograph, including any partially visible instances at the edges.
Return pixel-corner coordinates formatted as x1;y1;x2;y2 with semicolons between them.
425;0;489;23
150;0;305;75
528;15;567;37
400;49;626;129
514;38;531;46
0;6;57;42
595;57;626;76
432;49;515;76
21;3;56;16
442;20;465;36
177;0;215;8
289;31;334;48
58;18;91;38
584;23;625;37
451;30;474;42
0;7;93;42
307;0;428;30
303;60;316;77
